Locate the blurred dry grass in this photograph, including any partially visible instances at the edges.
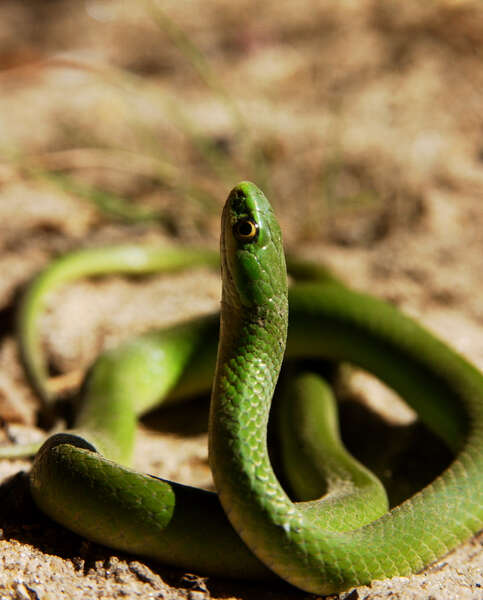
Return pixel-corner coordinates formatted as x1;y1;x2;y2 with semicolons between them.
1;0;482;250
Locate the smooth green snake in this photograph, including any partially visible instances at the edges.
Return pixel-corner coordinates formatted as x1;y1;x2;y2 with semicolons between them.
8;182;483;595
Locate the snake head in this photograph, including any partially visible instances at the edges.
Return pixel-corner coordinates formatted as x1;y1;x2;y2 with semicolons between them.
221;181;287;311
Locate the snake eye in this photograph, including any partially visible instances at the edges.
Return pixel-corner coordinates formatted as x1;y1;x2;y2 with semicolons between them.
233;218;258;242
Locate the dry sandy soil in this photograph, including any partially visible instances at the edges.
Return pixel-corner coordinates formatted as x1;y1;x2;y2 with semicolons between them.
0;1;482;598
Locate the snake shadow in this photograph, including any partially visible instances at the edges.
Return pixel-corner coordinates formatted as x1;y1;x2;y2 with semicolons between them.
269;359;453;507
0;472;302;599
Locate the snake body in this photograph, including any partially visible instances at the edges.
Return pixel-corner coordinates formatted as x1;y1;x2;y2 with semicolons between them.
14;182;483;594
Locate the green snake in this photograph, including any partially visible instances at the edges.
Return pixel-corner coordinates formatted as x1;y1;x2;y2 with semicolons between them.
9;182;483;595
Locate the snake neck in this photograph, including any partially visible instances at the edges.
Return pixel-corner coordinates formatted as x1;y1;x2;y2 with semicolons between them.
210;290;287;461
211;298;288;433
208;292;300;555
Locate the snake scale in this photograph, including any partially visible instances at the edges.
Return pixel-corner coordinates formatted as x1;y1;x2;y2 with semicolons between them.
9;182;483;594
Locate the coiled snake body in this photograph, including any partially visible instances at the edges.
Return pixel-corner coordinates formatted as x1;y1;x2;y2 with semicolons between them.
12;182;483;594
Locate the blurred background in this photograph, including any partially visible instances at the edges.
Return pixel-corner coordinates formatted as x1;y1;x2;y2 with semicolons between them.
0;1;482;598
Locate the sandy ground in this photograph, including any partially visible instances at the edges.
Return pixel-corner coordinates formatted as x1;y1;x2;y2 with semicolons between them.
0;1;482;598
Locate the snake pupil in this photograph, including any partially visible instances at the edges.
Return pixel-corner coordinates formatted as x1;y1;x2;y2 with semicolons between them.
233;218;258;242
